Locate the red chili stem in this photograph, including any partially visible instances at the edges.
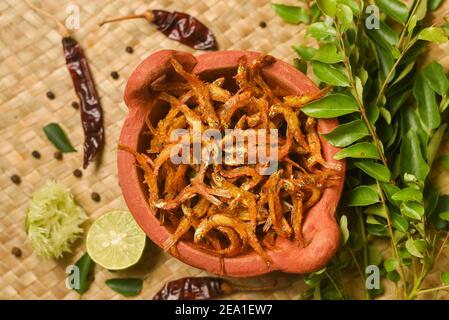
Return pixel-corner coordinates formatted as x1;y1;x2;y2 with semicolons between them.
24;0;70;38
98;11;154;26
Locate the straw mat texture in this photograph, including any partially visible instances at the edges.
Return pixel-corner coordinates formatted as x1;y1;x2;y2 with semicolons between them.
0;0;448;299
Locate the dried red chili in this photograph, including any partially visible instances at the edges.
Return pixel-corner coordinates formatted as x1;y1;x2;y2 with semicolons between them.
99;10;218;50
152;277;278;300
63;37;104;168
26;1;104;169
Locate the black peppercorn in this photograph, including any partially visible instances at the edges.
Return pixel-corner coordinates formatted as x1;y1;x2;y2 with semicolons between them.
11;174;21;185
46;91;55;100
12;247;22;258
125;46;134;54
73;169;83;178
91;192;101;202
54;151;63;160
71;101;79;110
110;71;119;80
259;21;267;28
31;150;41;159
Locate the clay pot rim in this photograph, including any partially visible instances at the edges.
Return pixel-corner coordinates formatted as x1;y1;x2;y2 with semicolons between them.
118;50;345;277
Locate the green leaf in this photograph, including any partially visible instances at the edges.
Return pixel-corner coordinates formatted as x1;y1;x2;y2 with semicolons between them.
424;184;439;217
312;43;344;63
322;119;369;147
368;245;383;265
334;142;380;160
422;61;449;96
379;107;392;124
428;0;443;11
367;21;399;49
73;253;94;294
43;123;76;153
308;22;337;39
381;257;397;273
338;0;360;16
387;270;401;282
392;62;415;86
418;27;448;43
367;224;389;237
348;185;380;206
428;124;447;167
440;155;449;171
391;212;409;232
401;201;424;220
405;239;424;258
392;187;423;203
365;204;388;219
430;196;449;229
415;0;428;20
292;45;316;61
336;3;353;31
302;94;358;118
399;130;430;182
271;3;309;24
441;272;449;285
105;278;143;297
354;161;391;182
375;0;409;24
439;212;449;222
375;44;395;84
339;215;349;245
414;74;441;129
312;61;350;86
316;0;337;17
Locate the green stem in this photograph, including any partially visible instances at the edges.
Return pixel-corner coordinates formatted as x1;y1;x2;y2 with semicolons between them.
325;270;345;299
377;181;408;298
335;22;389;169
375;39;417;107
415;284;449;295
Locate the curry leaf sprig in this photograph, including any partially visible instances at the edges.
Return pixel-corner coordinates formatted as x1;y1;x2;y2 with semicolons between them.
273;0;449;300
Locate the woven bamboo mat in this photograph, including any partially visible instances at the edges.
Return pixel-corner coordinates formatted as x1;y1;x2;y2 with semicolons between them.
0;0;448;300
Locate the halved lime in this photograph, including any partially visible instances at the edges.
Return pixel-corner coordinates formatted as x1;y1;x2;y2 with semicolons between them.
86;210;146;270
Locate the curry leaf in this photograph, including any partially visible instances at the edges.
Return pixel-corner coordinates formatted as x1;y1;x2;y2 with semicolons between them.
339;215;349;245
348;185;380;206
384;258;399;272
366;21;399;49
308;22;337;39
302;94;358;118
375;0;409;25
439;212;449;222
73;253;94;294
391;212;409;232
312;61;350;86
428;124;447;167
418;27;448;43
414;74;441;129
440;155;449;171
336;3;353;31
272;4;309;24
441;272;449;285
334;142;380;160
392;187;423;203
292;45;316;61
43;123;76;153
312;43;344;63
429;0;444;11
422;61;449;96
401;201;424;220
316;0;337;17
105;278;143;297
405;239;424;258
354;161;391;182
322;119;369;147
399;130;430;182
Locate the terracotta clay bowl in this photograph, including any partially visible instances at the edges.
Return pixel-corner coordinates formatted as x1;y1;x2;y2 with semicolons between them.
118;50;345;277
